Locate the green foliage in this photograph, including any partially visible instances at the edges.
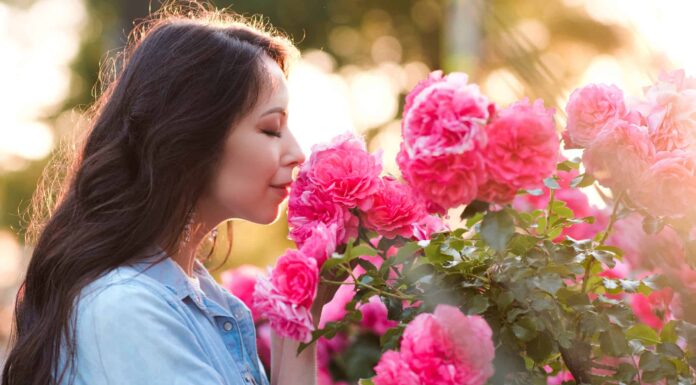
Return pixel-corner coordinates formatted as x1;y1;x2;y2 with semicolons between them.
312;185;696;384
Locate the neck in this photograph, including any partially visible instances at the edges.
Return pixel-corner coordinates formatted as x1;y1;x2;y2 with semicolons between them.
168;220;214;277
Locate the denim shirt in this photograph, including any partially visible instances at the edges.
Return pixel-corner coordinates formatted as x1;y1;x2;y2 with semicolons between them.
57;252;269;385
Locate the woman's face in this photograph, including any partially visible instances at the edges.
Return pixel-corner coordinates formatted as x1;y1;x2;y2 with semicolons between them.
198;55;305;226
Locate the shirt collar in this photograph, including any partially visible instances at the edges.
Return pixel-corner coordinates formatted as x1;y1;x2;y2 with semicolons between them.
128;246;206;301
127;246;247;321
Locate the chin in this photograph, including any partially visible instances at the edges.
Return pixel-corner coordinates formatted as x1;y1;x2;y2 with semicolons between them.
249;208;281;225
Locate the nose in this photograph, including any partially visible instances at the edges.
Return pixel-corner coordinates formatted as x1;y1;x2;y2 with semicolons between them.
283;130;306;171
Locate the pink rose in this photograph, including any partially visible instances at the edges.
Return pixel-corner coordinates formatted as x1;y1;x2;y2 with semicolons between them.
402;72;494;158
220;265;265;320
632;150;696;217
631;288;674;330
399;305;495;385
359;177;428;239
288;172;356;246
564;83;628;148
635;69;696;151
270;249;318;308
305;132;383;209
412;214;450;241
373;351;420;385
479;99;559;202
359;296;398;335
403;70;444;114
253;277;314;342
319;282;355;327
299;222;338;266
582;119;654;192
606;213;685;272
398;141;485;212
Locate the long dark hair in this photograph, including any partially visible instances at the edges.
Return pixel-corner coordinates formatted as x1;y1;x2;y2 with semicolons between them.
2;3;298;384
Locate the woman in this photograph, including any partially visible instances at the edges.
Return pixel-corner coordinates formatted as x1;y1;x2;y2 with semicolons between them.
2;3;330;385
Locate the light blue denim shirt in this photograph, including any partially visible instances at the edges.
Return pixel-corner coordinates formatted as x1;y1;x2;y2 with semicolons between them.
57;251;269;385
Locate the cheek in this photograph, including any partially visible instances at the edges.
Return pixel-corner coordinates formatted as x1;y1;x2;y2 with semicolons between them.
212;146;278;206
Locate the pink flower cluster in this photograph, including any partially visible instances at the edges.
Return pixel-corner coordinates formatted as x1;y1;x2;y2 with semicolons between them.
289;132;445;245
565;70;696;217
257;133;451;343
397;71;559;211
373;304;495;385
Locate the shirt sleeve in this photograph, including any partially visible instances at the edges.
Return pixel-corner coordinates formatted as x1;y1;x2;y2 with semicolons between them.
69;282;226;385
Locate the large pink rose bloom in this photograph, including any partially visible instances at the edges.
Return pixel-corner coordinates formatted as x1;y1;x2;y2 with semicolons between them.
398;141;485;213
402;72;494;158
373;351;420;385
582;119;654;192
635;69;696;151
220;265;265;320
564;83;628;148
478;99;559;203
288;172;356;246
633;150;696;217
270;249;318;308
360;177;428;239
399;305;495;385
253;277;314;342
305;132;382;209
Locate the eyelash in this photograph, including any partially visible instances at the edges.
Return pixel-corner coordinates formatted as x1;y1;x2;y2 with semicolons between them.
262;129;282;138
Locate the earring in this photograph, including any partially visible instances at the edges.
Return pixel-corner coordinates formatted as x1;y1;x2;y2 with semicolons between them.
182;208;195;245
209;227;218;243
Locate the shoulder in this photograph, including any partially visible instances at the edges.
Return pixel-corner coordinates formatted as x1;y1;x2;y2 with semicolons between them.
74;265;183;324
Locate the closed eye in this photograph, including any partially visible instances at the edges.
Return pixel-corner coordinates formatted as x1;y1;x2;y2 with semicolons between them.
262;129;282;138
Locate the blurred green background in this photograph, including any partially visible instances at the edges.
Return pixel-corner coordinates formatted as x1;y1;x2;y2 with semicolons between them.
0;0;688;357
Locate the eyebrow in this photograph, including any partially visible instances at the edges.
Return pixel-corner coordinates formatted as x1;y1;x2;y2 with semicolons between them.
261;107;287;117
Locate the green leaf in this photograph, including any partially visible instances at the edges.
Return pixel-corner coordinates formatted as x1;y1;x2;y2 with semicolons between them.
467;295;489;315
461;200;489;220
526;332;555;361
557;159;580;171
626;324;660;346
358;379;375;385
661;321;678;344
394;241;421;264
600;325;629;356
639;351;661;371
481;210;515;252
570;173;595;188
657;342;684;358
543;177;560;190
380;325;405;351
350;244;379;259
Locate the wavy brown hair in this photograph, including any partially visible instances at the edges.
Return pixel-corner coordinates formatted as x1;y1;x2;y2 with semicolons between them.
2;2;298;384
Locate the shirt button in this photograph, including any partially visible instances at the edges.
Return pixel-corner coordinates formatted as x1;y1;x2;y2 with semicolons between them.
223;321;233;331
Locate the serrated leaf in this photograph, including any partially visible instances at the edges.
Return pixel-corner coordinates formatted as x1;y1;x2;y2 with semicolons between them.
481;210;515;252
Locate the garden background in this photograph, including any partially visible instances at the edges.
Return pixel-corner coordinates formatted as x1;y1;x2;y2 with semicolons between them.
0;0;692;363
